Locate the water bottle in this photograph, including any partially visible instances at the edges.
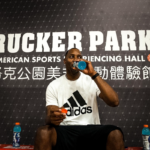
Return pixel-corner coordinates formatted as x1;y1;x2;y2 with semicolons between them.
73;61;87;70
142;124;150;150
13;122;21;147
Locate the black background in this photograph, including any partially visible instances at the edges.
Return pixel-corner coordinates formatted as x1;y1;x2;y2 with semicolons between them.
0;0;150;147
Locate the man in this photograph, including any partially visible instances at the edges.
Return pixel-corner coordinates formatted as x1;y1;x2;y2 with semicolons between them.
34;48;124;150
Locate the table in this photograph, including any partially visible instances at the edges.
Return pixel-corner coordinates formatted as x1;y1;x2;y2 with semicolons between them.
0;144;143;150
0;144;34;150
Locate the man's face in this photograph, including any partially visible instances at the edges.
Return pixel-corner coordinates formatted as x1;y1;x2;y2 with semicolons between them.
64;49;82;74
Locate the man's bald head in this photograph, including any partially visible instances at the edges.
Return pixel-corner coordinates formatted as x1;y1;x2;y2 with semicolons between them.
64;48;81;59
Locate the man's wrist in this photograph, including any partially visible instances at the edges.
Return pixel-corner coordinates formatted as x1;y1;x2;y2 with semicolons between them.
92;73;99;80
89;71;97;77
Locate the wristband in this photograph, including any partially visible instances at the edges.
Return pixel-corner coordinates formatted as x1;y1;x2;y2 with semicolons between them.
92;73;99;80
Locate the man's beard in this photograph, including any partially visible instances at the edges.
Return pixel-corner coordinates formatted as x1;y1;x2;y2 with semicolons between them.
67;66;79;75
71;68;79;75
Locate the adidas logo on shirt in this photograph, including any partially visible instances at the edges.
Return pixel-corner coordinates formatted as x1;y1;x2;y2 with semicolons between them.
63;90;92;116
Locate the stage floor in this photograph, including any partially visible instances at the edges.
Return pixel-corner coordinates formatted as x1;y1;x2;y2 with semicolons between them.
0;144;143;150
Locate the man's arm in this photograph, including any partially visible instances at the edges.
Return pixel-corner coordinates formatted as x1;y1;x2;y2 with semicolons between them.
91;71;119;107
75;59;119;107
46;105;66;126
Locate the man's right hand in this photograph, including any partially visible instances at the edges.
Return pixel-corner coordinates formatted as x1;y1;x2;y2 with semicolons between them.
46;105;66;126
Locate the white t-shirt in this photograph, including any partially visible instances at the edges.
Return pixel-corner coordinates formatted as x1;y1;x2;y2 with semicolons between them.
46;72;101;125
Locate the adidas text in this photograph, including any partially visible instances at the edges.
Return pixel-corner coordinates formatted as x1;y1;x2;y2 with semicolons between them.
66;106;92;116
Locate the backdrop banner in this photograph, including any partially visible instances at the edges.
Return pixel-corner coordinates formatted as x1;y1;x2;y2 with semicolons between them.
0;0;150;147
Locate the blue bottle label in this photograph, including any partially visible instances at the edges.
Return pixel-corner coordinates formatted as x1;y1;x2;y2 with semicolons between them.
142;135;150;150
13;132;20;147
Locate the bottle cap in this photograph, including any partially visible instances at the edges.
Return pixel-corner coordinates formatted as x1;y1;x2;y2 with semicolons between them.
61;108;68;114
143;124;148;127
15;122;20;125
78;61;86;70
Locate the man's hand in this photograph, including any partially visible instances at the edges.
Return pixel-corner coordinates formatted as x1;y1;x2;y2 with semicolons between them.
73;59;119;107
46;105;66;126
73;59;97;77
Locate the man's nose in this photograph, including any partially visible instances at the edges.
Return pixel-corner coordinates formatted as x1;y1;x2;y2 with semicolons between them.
74;57;81;61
